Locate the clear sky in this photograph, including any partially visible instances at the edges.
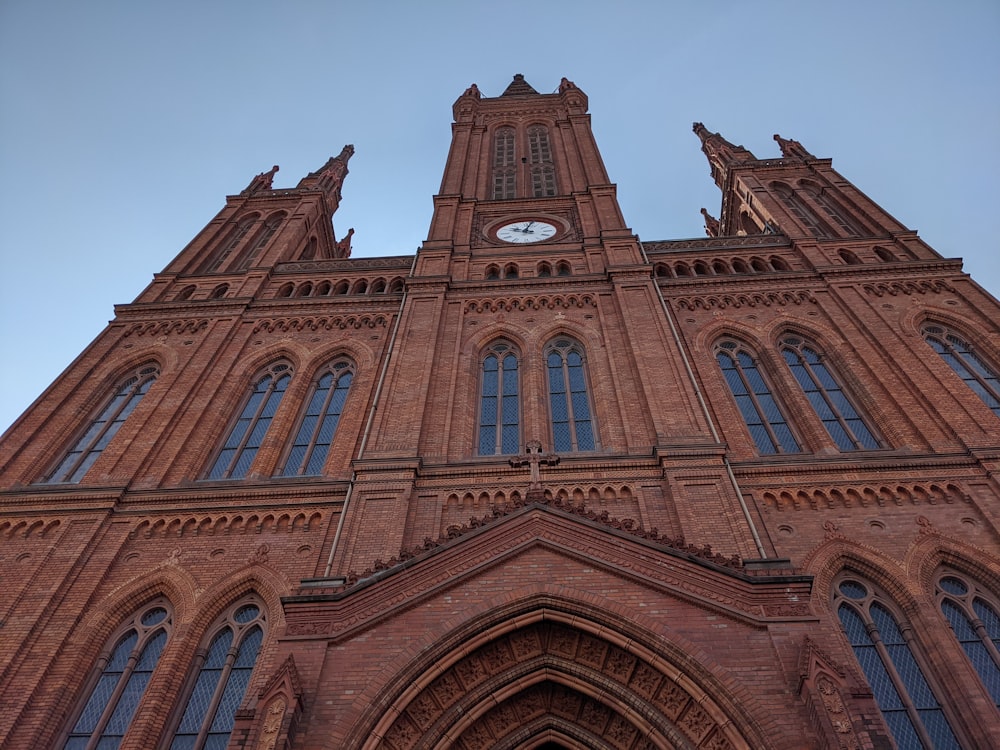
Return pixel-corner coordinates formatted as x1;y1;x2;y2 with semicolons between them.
1;1;998;434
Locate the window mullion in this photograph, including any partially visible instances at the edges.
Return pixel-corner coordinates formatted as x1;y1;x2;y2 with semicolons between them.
300;377;337;474
84;649;139;750
740;366;784;451
226;380;274;478
192;648;238;750
561;358;577;451
868;619;937;750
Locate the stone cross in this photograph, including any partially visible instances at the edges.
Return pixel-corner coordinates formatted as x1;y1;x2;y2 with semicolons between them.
509;440;560;491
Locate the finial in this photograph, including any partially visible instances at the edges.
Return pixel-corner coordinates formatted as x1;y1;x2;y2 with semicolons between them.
700;208;720;238
334;228;354;259
773;134;813;159
244;164;279;195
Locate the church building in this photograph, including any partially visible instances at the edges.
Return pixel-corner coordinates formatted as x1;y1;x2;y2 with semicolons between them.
2;74;999;749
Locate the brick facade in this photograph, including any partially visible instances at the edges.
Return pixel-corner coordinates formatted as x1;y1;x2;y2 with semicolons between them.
1;75;998;749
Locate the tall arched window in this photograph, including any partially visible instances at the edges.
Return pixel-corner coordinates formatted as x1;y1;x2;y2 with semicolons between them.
528;125;557;197
208;362;292;480
478;341;519;455
492;127;516;200
546;338;595;452
169;598;265;750
834;577;961;749
63;600;171;749
233;212;284;271
923;325;1000;417
935;570;1000;707
780;337;881;451
279;360;353;476
716;341;799;455
772;183;830;237
801;181;863;237
45;365;159;484
205;216;257;273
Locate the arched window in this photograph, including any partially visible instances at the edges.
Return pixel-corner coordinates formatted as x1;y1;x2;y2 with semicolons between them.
176;285;196;301
834;577;961;749
210;284;228;299
45;365;159;484
874;246;895;262
555;261;571;277
300;237;317;261
935;570;1000;706
478;341;520;455
537;262;552;278
923;325;1000;417
63;600;171;749
801;181;863;237
208;362;292;480
233;213;283;271
169;598;265;750
485;265;501;281
279;361;353;477
503;263;519;279
528;125;557;197
205;216;257;273
839;249;861;265
546;338;596;452
492;127;516;200
716;341;799;455
772;182;830;238
780;337;881;451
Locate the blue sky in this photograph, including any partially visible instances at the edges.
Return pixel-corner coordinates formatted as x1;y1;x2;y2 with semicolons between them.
1;1;998;433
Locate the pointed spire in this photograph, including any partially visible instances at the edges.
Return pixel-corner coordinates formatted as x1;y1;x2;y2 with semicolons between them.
700;208;720;238
334;227;354;259
243;165;279;196
692;123;756;188
501;74;539;97
299;144;355;198
773;134;814;159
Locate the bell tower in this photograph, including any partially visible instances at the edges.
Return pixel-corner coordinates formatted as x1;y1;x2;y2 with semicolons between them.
419;74;638;279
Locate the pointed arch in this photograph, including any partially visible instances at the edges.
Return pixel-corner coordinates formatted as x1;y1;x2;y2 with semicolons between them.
492;126;517;200
345;596;775;750
204;213;259;273
779;334;881;451
206;360;294;480
478;339;521;456
544;336;596;452
922;323;1000;418
278;357;354;477
43;363;160;484
233;211;285;271
528;124;557;197
715;338;799;455
59;599;173;749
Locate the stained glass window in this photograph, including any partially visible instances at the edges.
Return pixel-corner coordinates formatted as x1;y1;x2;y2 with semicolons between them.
716;341;799;455
834;578;960;749
936;571;1000;707
208;363;291;480
45;365;159;484
924;326;1000;418
478;341;519;455
546;339;595;452
170;600;265;750
63;601;171;749
781;337;880;451
279;361;353;476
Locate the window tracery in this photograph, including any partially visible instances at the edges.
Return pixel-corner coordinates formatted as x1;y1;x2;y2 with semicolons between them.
205;216;257;273
492;127;516;200
208;362;292;480
546;338;596;452
715;340;799;455
478;341;520;455
45;365;159;484
279;360;353;476
169;598;266;750
935;569;1000;706
780;336;880;450
833;576;960;749
923;325;1000;417
63;600;171;749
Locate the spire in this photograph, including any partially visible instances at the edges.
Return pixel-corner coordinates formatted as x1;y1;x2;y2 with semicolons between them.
773;133;814;159
692;123;756;188
700;207;720;238
501;74;539;97
243;165;279;196
298;144;355;199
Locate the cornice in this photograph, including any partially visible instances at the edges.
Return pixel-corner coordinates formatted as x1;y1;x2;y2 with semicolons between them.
276;255;414;274
730;450;989;482
642;235;790;254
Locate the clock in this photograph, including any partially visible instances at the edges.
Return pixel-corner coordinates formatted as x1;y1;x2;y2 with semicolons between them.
495;219;558;244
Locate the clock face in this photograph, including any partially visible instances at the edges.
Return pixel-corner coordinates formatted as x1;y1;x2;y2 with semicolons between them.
495;220;558;244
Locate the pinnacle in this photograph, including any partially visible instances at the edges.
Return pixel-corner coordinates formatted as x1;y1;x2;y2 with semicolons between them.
500;73;539;97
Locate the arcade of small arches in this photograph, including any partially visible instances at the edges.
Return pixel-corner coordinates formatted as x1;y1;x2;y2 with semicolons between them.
652;255;791;279
486;260;573;280
275;275;406;298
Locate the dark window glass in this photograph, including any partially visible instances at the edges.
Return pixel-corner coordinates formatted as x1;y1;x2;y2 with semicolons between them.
280;362;353;477
772;183;829;237
478;343;519;455
924;326;1000;417
206;217;256;273
781;337;880;451
936;571;1000;706
835;579;960;749
209;364;291;480
492;127;516;200
546;339;596;452
528;126;557;197
234;214;283;271
716;342;798;455
46;366;159;484
170;600;265;750
64;601;171;749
